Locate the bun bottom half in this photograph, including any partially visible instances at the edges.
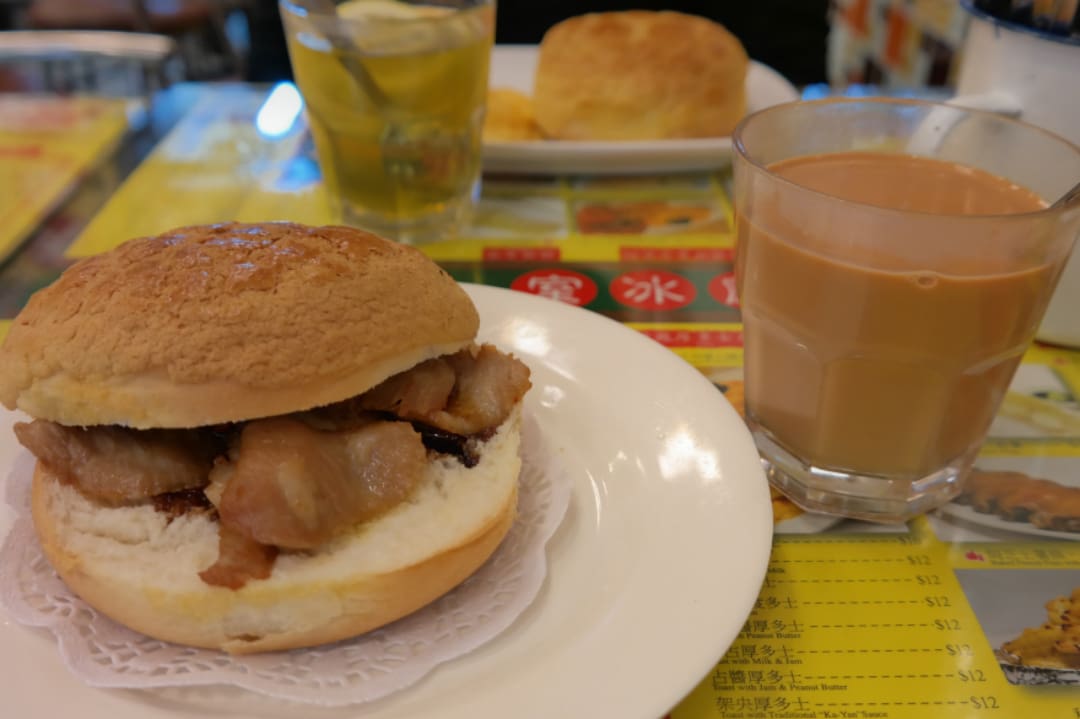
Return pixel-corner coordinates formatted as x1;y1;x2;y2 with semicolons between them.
30;407;522;654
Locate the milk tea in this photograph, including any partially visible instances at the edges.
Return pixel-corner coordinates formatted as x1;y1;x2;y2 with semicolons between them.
736;152;1057;478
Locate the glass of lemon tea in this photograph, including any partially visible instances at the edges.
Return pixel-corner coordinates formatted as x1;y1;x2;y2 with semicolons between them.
280;0;494;244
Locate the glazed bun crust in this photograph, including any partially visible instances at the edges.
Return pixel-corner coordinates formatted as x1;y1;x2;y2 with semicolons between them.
30;406;523;654
0;223;479;428
533;11;749;140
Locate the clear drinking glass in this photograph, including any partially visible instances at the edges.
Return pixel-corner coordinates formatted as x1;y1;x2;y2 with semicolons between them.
280;0;494;244
733;98;1080;523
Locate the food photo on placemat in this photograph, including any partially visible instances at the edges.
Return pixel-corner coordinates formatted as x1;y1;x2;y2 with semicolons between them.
987;363;1080;439
932;457;1080;542
957;569;1080;687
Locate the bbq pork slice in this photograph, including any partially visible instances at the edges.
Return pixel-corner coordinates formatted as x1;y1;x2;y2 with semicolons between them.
213;417;428;550
198;416;429;588
13;343;531;592
13;420;216;505
360;344;532;436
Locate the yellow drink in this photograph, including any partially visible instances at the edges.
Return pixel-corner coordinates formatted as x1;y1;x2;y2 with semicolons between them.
282;0;493;242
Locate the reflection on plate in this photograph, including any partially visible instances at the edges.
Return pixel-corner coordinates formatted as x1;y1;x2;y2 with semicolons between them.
0;284;773;719
484;45;799;175
775;511;844;535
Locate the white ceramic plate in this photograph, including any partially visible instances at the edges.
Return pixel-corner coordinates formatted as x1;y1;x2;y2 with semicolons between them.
939;456;1080;542
484;45;800;175
0;284;773;719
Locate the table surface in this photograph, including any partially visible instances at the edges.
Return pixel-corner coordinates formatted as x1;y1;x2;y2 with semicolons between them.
2;82;1080;719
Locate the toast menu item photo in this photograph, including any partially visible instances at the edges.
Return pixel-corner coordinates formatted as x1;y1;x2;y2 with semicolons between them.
0;222;531;654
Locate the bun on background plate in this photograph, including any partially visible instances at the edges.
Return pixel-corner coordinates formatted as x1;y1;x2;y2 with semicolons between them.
483;87;544;141
533;10;749;141
0;222;532;654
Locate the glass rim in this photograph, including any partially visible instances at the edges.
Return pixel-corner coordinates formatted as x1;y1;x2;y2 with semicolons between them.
280;0;490;23
732;96;1080;221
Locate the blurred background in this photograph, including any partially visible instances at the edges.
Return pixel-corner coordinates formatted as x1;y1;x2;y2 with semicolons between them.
0;1;286;91
0;0;1033;96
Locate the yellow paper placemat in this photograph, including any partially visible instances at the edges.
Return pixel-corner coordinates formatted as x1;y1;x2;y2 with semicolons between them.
67;84;737;263
67;88;317;258
0;96;128;261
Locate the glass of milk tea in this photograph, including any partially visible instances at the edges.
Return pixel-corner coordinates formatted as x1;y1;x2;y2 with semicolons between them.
733;98;1080;523
281;0;493;245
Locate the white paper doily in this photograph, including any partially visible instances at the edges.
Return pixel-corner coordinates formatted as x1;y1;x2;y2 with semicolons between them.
0;415;569;706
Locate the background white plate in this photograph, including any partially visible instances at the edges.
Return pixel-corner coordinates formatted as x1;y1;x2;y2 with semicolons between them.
775;511;844;535
484;45;800;175
0;284;773;719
